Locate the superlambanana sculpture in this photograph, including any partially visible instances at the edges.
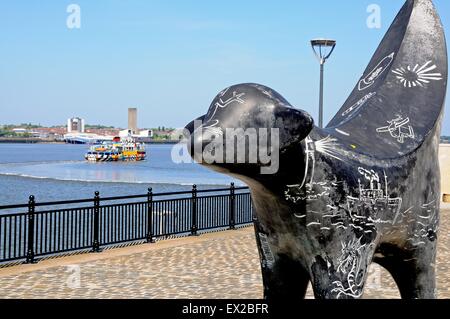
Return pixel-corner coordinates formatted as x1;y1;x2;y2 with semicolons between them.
185;0;447;299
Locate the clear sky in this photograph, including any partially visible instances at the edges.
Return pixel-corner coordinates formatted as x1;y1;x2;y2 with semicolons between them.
1;0;449;133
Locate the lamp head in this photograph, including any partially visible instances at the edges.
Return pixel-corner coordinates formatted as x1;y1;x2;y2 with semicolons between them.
311;39;336;64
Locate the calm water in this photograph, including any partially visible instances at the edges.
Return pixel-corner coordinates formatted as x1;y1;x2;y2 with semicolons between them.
0;143;242;205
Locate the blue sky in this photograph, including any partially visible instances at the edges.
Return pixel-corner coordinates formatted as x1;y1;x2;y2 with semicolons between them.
1;0;449;133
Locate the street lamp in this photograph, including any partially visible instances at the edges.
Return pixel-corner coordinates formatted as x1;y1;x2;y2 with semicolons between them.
311;39;336;128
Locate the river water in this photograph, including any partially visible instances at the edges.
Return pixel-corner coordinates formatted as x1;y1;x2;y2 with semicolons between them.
0;143;242;205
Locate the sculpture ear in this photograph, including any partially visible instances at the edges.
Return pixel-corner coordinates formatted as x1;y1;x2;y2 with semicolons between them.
273;105;314;147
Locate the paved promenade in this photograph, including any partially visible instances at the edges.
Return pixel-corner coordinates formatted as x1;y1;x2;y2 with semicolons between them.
0;205;449;299
440;144;450;196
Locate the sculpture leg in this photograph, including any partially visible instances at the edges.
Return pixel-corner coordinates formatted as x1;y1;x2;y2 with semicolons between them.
260;253;310;300
374;242;437;299
310;248;375;299
253;225;310;300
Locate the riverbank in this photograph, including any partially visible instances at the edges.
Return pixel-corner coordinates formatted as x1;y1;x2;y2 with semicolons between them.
0;137;180;145
147;140;180;144
0;137;64;144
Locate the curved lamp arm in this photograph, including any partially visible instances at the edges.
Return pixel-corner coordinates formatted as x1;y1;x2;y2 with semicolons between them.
311;39;336;64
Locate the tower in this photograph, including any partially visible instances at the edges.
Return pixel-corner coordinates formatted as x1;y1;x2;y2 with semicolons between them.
128;108;138;133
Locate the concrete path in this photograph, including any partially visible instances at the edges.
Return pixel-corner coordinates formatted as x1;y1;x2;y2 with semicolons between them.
0;206;449;299
440;144;450;199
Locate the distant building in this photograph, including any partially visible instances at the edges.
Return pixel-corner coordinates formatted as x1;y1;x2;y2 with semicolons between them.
128;108;138;133
120;108;153;142
85;128;120;137
67;117;85;133
64;133;114;144
119;129;153;142
12;128;27;134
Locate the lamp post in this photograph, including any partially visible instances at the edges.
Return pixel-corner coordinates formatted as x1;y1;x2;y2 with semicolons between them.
311;39;336;128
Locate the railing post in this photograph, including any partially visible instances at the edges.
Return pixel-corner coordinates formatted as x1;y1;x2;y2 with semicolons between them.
229;183;236;230
25;195;36;264
91;191;101;252
191;185;198;236
147;187;155;243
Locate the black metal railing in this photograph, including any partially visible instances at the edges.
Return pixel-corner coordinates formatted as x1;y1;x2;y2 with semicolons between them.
0;184;252;264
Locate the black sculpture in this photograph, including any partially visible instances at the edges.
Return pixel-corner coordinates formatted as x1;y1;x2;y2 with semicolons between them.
185;0;447;299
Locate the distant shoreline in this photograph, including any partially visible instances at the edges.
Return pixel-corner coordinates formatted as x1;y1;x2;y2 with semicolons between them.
0;138;63;144
0;137;180;145
0;137;448;146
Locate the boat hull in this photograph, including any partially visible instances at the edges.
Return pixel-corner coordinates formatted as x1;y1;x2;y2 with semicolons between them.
85;152;146;162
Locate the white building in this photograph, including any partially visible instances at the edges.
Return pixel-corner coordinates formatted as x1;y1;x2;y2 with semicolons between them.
12;128;27;134
119;129;153;142
64;132;114;144
67;117;85;133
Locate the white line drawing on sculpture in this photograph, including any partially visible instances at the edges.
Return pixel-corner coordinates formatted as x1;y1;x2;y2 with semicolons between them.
347;169;402;223
285;135;344;204
262;90;274;99
258;233;275;268
404;198;439;248
376;115;415;143
342;92;376;117
307;222;322;227
335;128;350;136
358;52;395;91
200;88;246;136
421;200;436;210
286;181;332;204
285;136;348;204
201;119;224;137
336;238;365;273
392;61;442;88
392;206;414;225
315;136;344;161
217;87;230;97
357;167;380;185
206;90;246;122
332;237;375;298
292;136;316;190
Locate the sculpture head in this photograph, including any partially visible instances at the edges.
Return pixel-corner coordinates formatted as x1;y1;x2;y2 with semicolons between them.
185;83;313;183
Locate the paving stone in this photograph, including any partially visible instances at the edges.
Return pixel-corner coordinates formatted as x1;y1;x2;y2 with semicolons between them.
0;209;449;299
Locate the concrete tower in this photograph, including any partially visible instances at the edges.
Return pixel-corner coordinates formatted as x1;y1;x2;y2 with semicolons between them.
128;108;138;133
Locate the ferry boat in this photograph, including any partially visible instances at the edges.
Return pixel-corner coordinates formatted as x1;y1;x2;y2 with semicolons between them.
85;136;146;162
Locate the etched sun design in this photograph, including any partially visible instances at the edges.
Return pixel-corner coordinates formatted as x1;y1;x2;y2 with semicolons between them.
392;61;442;88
